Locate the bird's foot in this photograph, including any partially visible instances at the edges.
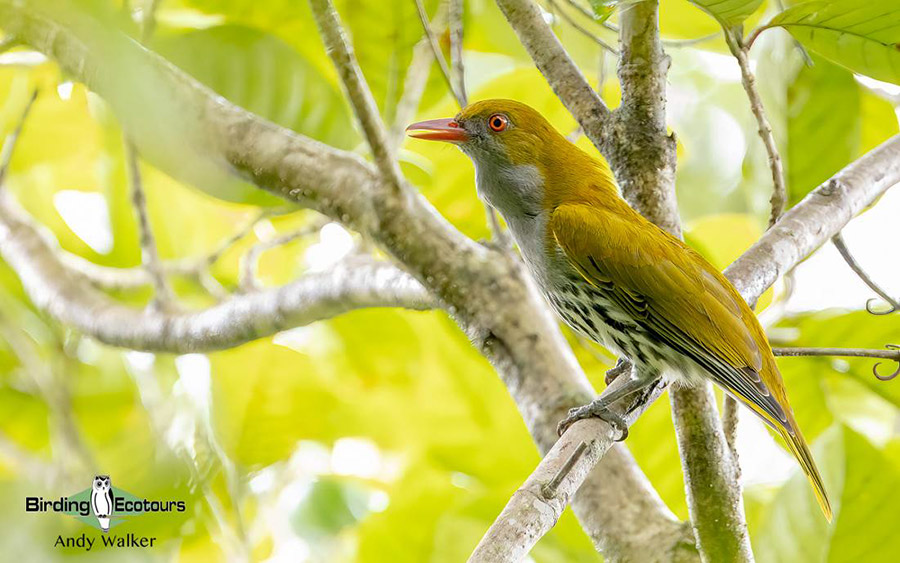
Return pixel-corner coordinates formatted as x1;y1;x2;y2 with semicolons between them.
557;401;629;441
605;357;632;385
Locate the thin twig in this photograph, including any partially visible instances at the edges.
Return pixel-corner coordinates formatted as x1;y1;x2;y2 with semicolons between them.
125;140;176;310
239;221;327;292
449;0;468;106
204;210;272;267
563;0;616;31
541;441;587;498
724;28;786;228
495;0;612;153
563;0;717;48
831;232;900;315
58;209;274;297
310;0;405;191
659;33;722;48
442;0;510;247
414;0;464;108
547;0;618;54
773;345;900;381
0;89;37;186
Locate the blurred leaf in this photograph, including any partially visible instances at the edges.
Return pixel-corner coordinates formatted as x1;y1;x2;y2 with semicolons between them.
785;55;898;202
660;1;726;39
786;56;859;203
21;0;280;204
153;25;357;150
686;213;763;270
211;339;343;466
767;1;900;85
291;477;371;539
688;0;764;27
587;1;615;22
752;426;900;562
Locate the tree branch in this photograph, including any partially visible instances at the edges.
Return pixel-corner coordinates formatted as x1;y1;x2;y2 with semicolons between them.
494;0;612;154
449;0;468;106
724;134;900;303
612;0;680;236
309;0;404;192
724;29;786;228
609;2;751;559
469;373;696;563
0;191;433;351
125;140;176;310
239;220;326;292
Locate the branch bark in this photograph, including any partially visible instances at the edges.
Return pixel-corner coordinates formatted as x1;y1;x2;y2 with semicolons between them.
309;0;404;193
469;374;696;563
613;3;751;560
494;0;612;154
724;135;900;302
0;192;433;352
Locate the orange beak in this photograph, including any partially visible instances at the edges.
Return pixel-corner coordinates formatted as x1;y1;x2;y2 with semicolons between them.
406;118;469;143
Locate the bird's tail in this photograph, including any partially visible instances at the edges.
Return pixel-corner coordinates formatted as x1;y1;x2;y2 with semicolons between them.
779;415;833;522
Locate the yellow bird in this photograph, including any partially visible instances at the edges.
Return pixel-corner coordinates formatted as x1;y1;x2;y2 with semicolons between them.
407;99;832;521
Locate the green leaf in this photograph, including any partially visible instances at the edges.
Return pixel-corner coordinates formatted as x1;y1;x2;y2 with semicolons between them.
687;0;765;27
153;25;357;150
752;426;900;562
785;54;898;202
291;477;372;539
786;56;860;203
767;1;900;85
587;0;616;22
22;0;282;205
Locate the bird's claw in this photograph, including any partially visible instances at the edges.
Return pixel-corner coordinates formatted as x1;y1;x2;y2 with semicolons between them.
605;357;632;385
557;402;629;441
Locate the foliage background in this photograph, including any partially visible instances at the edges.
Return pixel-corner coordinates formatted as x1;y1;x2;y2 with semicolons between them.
0;0;899;561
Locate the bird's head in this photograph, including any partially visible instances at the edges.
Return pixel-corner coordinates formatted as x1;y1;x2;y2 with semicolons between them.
406;98;560;167
407;99;613;220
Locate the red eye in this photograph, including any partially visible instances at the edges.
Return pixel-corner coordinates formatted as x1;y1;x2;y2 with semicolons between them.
488;114;508;132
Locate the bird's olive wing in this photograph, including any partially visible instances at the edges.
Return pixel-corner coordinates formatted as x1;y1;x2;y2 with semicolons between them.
550;204;788;426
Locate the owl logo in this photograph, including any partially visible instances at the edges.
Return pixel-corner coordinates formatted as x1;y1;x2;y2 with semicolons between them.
90;475;114;533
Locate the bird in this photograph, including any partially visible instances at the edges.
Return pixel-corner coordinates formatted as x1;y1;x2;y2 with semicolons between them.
91;475;114;532
407;99;832;521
